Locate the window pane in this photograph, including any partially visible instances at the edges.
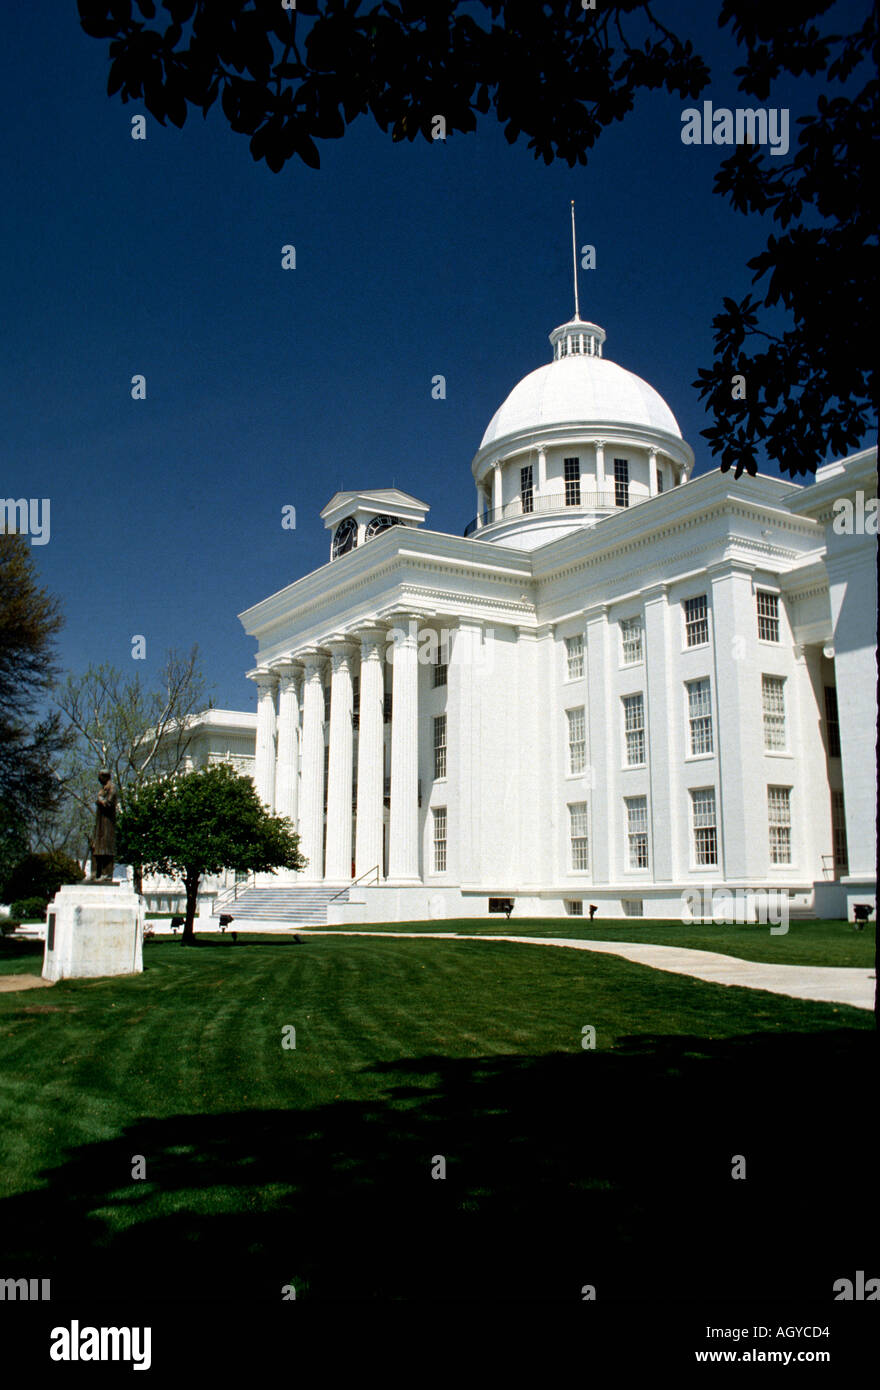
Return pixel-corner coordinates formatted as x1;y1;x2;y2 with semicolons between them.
620;617;643;664
684;595;709;647
762;676;786;750
757;591;780;642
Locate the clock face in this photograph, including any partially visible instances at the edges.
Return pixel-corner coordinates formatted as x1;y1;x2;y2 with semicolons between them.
331;516;358;559
365;513;398;539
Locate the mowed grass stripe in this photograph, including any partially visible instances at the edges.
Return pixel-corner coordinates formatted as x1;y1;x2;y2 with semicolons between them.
0;935;873;1301
315;917;876;967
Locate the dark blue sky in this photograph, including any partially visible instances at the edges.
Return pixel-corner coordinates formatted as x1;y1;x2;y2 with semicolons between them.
1;2;873;711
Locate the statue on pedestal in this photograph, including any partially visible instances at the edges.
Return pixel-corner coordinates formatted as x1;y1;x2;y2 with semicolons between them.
88;770;117;883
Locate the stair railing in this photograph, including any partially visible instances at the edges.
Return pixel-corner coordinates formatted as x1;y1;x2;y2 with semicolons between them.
328;865;380;903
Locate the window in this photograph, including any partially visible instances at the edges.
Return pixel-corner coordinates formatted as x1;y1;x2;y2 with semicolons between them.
622;898;644;918
433;715;447;779
625;796;649;869
564;457;581;506
569;802;589;871
684;595;709;647
365;514;397;539
768;786;792;864
832;789;848;872
691;788;718;866
565;900;583;916
323;686;331;723
623;693;645;766
686;678;714;756
757;590;780;642
433;807;447;872
433;658;448;687
567;707;586;775
383;692;393;723
565;634;584;680
521;464;534;514
614;458;630;508
331;515;357;559
352;675;360;731
762;676;786;750
570;334;582;354
824;686;841;758
656;471;664;494
620;617;643;665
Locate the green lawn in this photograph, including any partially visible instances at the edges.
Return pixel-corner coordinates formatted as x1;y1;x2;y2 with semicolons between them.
317;916;876;967
0;933;874;1302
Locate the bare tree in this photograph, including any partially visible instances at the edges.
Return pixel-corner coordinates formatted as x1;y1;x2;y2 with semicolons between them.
53;646;211;888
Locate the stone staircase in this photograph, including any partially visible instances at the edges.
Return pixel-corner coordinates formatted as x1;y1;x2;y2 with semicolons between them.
213;884;349;926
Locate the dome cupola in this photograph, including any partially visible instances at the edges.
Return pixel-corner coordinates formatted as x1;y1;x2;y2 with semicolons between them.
467;311;694;552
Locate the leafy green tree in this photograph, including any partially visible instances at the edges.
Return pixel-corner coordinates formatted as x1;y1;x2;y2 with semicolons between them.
77;0;876;478
0;850;84;907
118;762;306;944
0;534;71;882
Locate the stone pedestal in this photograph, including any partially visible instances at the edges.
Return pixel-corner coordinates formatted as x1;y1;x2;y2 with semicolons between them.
42;884;144;982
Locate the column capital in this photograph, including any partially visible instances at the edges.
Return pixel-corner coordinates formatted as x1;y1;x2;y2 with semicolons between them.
271;657;303;685
324;633;358;659
593;437;607;449
353;624;389;657
248;666;278;692
375;605;434;628
641;581;670;603
293;647;328;675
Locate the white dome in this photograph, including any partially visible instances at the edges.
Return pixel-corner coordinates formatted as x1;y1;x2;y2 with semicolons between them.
480;353;683;451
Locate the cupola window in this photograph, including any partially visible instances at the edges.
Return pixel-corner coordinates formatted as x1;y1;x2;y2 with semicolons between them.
365;514;398;539
564;457;581;506
613;459;630;508
331;515;358;559
520;464;534;514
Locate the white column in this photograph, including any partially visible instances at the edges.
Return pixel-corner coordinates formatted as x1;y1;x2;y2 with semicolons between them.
355;627;386;879
585;607;612;882
388;615;421;882
474;483;483;529
595;439;606;499
325;639;356;881
492;462;503;516
648;449;659;496
709;562;763;881
643;585;674;880
537;444;547;494
298;651;327;881
274;661;302;825
251;669;278;811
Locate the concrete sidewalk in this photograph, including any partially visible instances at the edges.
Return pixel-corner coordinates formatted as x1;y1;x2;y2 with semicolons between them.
307;930;876;1011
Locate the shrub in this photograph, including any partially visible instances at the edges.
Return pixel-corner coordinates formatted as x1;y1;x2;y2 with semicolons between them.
9;897;48;923
0;918;18;937
0;851;85;906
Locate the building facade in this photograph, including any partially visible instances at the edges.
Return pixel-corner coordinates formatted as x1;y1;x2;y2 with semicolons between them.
189;312;877;923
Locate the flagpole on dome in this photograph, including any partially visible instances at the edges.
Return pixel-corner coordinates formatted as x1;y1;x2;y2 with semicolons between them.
570;200;581;322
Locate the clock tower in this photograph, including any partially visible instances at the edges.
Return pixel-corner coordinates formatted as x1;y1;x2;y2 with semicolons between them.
320;488;430;561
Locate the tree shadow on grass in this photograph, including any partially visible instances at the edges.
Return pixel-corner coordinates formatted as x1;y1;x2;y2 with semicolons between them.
0;1028;874;1302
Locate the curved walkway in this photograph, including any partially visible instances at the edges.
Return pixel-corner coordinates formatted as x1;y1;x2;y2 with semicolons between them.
0;973;54;993
309;930;875;1011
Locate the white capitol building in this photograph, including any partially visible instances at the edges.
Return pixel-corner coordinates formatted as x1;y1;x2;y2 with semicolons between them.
157;306;877;926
